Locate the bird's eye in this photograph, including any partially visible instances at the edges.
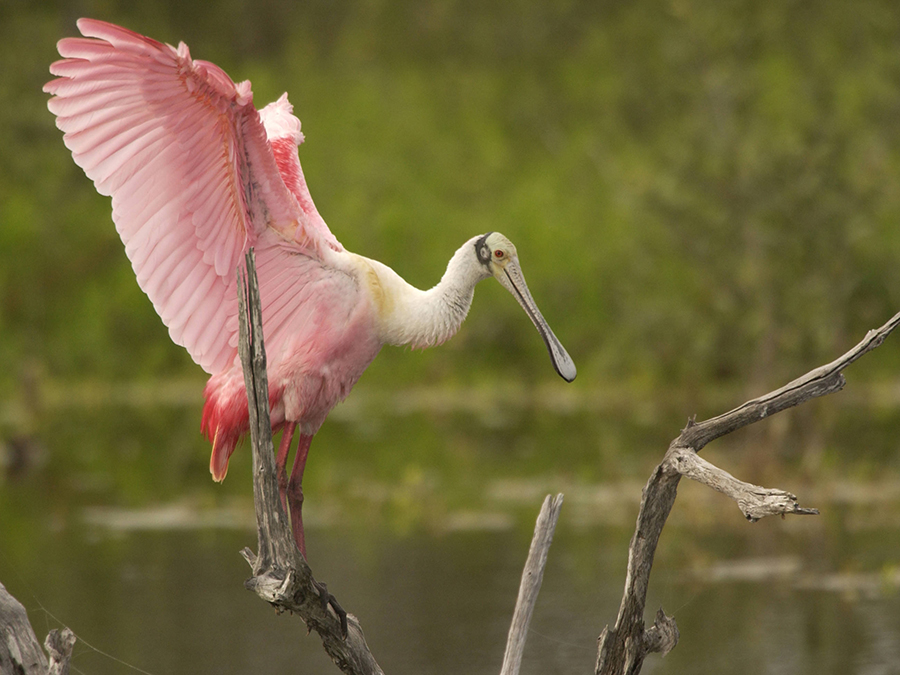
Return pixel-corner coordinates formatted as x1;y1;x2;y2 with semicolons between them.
493;249;505;259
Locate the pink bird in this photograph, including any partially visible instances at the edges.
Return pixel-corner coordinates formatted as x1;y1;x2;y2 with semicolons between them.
45;19;576;557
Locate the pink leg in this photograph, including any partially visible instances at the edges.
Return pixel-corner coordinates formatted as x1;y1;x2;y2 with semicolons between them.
275;422;297;517
281;432;345;632
287;433;314;559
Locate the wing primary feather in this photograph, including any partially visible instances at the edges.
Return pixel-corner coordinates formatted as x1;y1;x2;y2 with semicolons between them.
46;20;346;375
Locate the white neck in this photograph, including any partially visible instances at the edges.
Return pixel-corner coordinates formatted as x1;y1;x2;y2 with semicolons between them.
366;237;490;349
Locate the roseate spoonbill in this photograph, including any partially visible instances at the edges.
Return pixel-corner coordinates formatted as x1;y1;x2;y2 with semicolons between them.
45;19;576;557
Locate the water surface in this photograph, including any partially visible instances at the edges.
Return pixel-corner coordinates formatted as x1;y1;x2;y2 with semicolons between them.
2;399;900;675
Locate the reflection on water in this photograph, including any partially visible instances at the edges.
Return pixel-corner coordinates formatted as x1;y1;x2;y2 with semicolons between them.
2;400;900;674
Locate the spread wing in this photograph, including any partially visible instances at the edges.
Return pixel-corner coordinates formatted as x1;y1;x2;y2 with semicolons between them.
44;18;343;375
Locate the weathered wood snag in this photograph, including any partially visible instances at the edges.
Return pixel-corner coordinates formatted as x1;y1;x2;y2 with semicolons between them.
596;310;900;675
0;581;47;675
501;493;564;675
0;582;74;675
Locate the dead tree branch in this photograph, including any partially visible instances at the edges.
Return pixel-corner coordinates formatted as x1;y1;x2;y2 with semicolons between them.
669;448;818;522
0;584;72;675
501;493;564;675
237;250;384;675
45;629;75;675
596;309;900;675
0;581;47;675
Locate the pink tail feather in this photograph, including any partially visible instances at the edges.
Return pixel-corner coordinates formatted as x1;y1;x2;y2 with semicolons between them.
201;376;285;482
201;380;248;482
209;428;238;482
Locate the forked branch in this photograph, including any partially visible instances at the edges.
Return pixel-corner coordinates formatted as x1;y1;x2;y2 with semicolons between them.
596;309;900;675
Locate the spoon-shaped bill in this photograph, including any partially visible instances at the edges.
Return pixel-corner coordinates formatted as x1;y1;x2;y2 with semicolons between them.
496;260;577;382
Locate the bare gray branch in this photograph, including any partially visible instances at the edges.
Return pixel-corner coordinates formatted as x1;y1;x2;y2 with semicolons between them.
237;250;384;675
668;448;819;521
501;494;564;675
681;310;900;451
597;309;900;675
0;582;47;675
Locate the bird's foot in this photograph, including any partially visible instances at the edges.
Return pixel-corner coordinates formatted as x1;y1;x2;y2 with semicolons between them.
314;579;348;638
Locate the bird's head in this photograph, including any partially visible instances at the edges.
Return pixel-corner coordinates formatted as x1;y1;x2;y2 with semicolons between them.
474;232;577;382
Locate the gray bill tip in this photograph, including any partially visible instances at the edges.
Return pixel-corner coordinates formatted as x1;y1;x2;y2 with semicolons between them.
550;340;577;382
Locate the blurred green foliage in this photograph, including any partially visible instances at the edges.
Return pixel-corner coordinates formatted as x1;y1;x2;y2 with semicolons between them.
3;1;900;496
6;1;900;387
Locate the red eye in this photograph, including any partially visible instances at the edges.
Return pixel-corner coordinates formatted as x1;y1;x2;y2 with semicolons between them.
494;250;504;259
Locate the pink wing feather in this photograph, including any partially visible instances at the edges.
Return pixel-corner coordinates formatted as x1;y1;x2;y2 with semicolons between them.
44;18;343;375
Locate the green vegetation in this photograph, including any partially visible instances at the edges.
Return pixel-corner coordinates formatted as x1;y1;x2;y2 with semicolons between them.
3;1;900;510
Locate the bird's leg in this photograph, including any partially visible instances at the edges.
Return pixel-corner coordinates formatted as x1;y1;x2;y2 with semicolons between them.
284;433;348;636
287;433;314;559
275;421;297;517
